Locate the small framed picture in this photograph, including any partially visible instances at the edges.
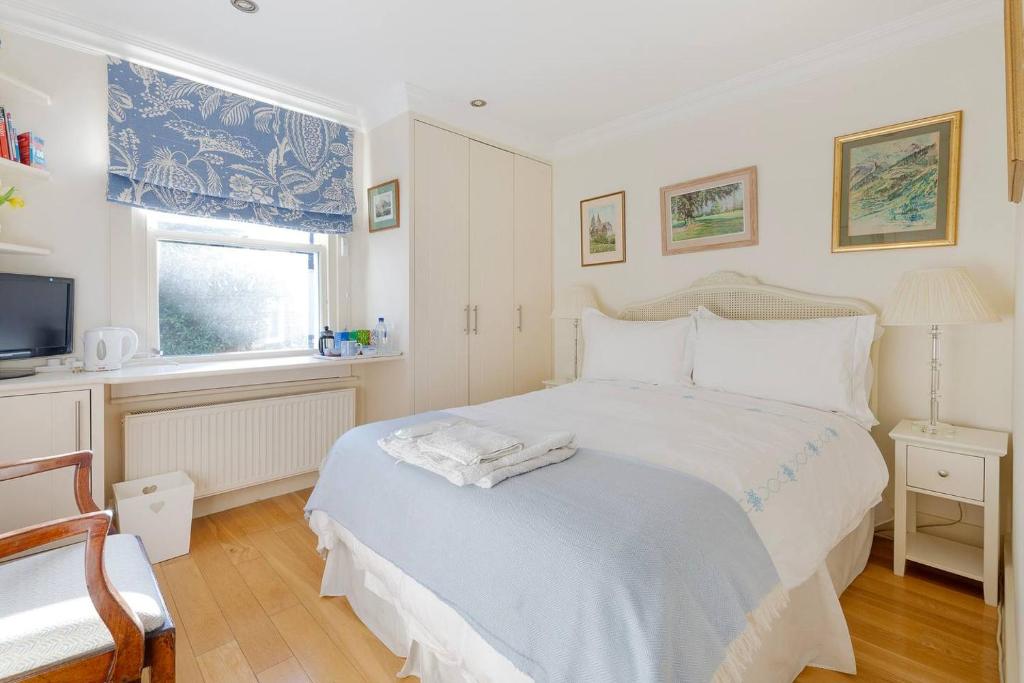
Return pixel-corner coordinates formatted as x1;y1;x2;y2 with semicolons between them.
580;190;626;266
368;179;400;232
832;111;961;252
660;166;758;256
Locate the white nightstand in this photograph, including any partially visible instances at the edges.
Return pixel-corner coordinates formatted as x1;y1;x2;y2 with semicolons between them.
542;378;573;389
890;419;1008;605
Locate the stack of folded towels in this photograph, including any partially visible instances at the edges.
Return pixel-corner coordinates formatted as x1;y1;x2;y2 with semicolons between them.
378;419;576;488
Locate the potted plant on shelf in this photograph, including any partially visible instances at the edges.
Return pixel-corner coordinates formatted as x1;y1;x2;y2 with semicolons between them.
0;185;24;234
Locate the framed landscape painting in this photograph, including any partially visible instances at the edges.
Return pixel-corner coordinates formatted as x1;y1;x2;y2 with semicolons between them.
660;166;758;255
832;111;961;252
580;190;626;266
368;179;400;232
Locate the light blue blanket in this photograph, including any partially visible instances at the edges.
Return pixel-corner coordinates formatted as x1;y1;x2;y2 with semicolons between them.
305;412;787;683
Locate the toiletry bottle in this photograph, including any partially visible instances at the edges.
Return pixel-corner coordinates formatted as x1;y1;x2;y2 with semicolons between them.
374;317;390;355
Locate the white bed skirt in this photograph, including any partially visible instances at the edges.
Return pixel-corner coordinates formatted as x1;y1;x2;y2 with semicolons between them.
309;510;874;683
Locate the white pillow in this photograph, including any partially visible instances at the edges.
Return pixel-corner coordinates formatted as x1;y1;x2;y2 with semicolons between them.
581;308;693;385
693;306;880;419
692;314;878;427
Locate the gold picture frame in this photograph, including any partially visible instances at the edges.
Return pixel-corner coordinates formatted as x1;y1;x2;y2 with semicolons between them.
579;190;626;266
368;179;400;232
831;111;961;253
660;166;758;256
1006;0;1024;202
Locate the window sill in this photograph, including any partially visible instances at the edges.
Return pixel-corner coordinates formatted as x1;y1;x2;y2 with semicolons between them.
0;353;404;391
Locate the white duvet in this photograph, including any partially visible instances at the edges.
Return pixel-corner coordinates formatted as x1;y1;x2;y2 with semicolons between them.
449;379;889;589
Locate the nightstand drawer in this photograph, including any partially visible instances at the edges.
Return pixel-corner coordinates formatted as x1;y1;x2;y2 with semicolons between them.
906;445;984;501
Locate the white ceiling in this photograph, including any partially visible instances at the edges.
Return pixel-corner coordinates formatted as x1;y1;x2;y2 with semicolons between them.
0;0;997;155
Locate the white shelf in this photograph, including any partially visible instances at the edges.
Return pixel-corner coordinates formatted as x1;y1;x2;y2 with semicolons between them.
0;240;50;255
0;353;406;391
311;353;404;364
0;72;51;105
905;531;983;581
0;156;49;185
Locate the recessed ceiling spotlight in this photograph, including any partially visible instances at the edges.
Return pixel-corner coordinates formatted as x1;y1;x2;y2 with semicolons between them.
470;99;487;108
231;0;259;13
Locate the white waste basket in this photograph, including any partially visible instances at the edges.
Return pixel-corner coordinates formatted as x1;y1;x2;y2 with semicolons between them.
113;471;195;563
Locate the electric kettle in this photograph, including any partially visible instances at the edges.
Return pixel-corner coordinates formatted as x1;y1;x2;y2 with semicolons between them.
83;327;139;371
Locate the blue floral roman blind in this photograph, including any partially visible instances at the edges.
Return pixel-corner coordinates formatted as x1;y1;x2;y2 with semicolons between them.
106;59;356;234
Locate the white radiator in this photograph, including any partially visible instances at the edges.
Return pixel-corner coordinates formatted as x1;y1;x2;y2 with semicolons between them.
123;389;355;498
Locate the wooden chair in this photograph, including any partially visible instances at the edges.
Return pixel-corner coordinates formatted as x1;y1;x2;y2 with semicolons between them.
0;451;175;682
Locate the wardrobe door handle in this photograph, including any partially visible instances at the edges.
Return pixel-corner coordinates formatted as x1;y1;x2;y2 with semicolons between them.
74;400;82;451
464;305;470;335
516;305;523;332
473;305;479;335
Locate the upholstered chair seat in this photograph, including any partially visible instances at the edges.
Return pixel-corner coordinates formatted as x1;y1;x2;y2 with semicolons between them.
0;534;169;679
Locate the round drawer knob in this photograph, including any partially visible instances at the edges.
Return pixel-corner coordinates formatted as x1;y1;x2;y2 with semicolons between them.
937;469;950;478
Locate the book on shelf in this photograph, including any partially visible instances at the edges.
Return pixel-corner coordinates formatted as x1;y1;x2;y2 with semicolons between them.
6;111;18;162
0;107;10;161
0;99;46;169
18;132;44;168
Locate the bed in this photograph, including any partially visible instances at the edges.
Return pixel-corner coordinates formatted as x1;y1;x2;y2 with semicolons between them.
305;272;890;682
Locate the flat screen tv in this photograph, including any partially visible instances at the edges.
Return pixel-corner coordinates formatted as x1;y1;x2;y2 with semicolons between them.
0;273;74;379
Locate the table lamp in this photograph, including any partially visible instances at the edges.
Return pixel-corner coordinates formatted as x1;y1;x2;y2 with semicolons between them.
551;285;598;380
881;267;998;434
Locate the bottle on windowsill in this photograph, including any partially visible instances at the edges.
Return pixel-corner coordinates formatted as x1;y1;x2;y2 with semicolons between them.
373;317;392;356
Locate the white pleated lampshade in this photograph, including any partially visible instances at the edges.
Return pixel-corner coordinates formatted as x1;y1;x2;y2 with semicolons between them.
551;285;598;319
881;267;998;326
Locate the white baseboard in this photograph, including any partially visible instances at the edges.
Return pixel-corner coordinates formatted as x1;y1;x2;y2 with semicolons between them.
191;471;319;518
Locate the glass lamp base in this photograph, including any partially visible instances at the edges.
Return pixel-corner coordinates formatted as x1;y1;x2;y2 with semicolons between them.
912;420;956;437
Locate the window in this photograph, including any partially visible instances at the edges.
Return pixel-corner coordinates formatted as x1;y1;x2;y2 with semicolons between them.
145;211;332;358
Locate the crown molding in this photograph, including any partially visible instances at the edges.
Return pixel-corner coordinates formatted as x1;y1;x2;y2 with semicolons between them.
361;82;414;133
362;81;556;159
0;0;363;128
404;83;556;160
554;0;1002;157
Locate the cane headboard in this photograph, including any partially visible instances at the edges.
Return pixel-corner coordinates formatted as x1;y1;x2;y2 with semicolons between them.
618;271;881;414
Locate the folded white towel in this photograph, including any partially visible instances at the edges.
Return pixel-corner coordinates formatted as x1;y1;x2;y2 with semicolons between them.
474;446;576;488
378;428;576;487
392;419;460;440
418;422;523;466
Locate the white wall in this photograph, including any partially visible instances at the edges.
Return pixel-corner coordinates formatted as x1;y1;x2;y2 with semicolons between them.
0;32;110;343
348;113;414;422
553;19;1016;527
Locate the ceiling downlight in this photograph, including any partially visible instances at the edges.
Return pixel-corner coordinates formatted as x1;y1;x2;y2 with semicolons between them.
231;0;259;14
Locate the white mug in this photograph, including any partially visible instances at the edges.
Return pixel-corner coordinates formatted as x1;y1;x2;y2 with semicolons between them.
336;340;362;357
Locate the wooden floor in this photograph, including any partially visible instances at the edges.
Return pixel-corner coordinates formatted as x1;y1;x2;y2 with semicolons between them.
156;490;999;683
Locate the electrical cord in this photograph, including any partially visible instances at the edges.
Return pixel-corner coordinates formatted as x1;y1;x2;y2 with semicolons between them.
916;502;965;530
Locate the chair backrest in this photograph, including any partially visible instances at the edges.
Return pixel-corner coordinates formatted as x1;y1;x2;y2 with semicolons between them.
0;450;99;514
0;451;145;681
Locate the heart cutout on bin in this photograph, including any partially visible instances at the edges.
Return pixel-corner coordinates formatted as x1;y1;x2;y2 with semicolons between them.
142;485;158;495
150;501;165;514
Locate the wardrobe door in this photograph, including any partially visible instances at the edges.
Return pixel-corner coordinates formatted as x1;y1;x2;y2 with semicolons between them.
513;156;553;394
0;390;92;535
414;121;470;411
49;390;93;522
0;393;56;535
468;140;515;404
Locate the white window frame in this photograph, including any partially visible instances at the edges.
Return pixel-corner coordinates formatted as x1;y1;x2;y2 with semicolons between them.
108;208;347;362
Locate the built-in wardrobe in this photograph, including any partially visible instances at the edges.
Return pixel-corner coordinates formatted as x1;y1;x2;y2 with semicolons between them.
413;120;552;411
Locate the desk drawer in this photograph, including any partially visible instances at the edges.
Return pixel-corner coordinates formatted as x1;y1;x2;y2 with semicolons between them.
906;445;984;501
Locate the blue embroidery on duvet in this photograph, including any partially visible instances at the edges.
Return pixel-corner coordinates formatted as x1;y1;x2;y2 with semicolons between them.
739;426;841;514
